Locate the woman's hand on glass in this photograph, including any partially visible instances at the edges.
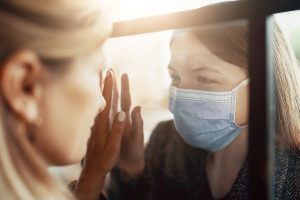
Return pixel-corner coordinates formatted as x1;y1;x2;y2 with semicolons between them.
117;74;145;179
74;71;126;200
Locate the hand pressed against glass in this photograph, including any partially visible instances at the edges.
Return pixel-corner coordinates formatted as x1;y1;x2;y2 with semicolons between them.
75;71;127;200
108;72;145;178
119;74;145;178
75;71;144;199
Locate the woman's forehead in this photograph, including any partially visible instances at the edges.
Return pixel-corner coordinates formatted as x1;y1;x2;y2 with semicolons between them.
170;27;248;70
170;35;221;66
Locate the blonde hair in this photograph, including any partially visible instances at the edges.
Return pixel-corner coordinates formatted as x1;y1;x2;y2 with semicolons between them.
274;21;300;151
175;20;300;151
0;0;111;199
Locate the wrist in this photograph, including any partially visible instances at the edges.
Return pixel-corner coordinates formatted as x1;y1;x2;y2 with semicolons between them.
118;162;145;180
74;168;106;200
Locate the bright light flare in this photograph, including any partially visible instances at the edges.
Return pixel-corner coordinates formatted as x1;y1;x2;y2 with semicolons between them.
112;0;238;22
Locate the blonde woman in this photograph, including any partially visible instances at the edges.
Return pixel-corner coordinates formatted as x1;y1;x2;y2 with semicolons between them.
108;20;300;200
0;0;143;200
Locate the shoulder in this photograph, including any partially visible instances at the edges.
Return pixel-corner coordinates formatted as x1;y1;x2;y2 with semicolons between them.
145;120;178;160
273;148;300;199
151;120;177;136
146;120;188;156
147;120;177;144
274;148;300;170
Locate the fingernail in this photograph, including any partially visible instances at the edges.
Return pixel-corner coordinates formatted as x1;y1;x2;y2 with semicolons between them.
106;70;112;77
121;73;128;80
118;111;126;122
137;106;141;113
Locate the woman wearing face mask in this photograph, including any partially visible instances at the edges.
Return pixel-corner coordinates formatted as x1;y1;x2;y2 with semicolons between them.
108;20;300;200
0;0;144;200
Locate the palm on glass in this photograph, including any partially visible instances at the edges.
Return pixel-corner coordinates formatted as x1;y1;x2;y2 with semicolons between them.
83;71;128;174
109;72;145;178
75;71;127;200
75;71;145;200
118;73;145;178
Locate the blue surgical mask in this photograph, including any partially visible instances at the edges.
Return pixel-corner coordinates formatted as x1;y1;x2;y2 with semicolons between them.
169;79;249;152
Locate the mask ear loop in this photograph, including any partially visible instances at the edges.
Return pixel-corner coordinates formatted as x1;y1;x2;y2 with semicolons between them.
232;78;250;128
232;79;250;92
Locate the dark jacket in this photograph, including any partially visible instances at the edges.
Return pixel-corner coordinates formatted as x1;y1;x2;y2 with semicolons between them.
108;120;300;200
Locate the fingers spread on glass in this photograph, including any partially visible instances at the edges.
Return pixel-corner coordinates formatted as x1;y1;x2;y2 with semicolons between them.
83;71;126;175
118;74;145;178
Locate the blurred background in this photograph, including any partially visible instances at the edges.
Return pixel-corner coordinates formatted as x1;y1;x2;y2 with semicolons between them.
50;0;300;186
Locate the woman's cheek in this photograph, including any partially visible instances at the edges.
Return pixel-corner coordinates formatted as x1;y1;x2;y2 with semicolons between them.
68;77;102;158
235;85;249;126
33;88;88;165
34;76;101;165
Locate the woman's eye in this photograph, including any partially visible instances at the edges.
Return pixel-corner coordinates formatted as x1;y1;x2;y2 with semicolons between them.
196;76;218;84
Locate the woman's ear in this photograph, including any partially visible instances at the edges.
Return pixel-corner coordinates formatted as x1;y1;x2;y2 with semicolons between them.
0;50;43;124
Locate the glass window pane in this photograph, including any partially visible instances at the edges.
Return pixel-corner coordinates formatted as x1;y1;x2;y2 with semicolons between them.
104;20;255;199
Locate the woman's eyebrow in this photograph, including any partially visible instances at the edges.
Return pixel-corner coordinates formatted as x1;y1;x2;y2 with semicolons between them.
192;66;222;74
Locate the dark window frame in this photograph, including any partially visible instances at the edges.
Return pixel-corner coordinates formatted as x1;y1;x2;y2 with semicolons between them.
111;1;300;199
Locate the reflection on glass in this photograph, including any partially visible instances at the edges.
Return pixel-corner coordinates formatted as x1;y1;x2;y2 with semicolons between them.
105;18;300;199
106;20;251;199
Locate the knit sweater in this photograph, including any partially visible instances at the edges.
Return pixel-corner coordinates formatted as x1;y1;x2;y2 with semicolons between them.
108;120;300;200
